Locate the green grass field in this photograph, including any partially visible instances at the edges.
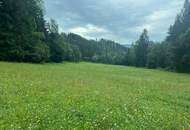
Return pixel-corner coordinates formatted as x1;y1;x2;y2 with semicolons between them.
0;62;190;130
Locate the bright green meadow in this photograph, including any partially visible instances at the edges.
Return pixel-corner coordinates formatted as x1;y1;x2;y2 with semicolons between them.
0;62;190;130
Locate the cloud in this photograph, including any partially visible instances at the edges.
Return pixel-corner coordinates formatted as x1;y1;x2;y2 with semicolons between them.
44;0;184;44
69;24;108;34
68;24;109;39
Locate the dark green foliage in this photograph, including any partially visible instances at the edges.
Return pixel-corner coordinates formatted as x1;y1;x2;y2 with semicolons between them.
0;0;49;63
46;20;81;63
135;29;149;67
65;45;81;62
23;32;50;63
124;0;190;73
173;29;190;72
165;0;190;73
0;0;125;65
48;33;65;62
166;0;190;42
146;43;167;69
0;1;81;63
47;20;64;62
0;0;189;73
96;39;127;65
64;33;127;65
124;46;136;66
66;33;97;60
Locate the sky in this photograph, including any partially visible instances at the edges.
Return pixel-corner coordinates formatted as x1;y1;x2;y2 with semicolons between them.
44;0;184;44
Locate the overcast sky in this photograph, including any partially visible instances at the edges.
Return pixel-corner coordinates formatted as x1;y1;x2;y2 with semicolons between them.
44;0;184;44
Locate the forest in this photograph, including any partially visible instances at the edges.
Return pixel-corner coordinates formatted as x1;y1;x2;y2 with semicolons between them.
1;1;190;129
0;0;190;73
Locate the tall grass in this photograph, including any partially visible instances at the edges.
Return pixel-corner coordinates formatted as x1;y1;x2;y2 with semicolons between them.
1;62;190;129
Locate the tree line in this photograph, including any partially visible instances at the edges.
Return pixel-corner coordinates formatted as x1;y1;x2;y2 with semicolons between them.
0;0;189;73
0;0;127;64
64;33;127;65
0;0;82;63
126;0;190;73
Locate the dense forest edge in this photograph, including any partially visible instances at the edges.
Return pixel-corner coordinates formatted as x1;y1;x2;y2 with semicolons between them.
0;0;190;73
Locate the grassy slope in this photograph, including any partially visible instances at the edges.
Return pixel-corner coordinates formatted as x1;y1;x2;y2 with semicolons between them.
0;62;190;130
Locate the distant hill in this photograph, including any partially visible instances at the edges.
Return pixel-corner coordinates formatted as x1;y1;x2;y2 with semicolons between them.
63;33;128;65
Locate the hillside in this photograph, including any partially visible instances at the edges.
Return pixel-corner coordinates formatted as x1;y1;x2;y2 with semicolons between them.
1;62;190;129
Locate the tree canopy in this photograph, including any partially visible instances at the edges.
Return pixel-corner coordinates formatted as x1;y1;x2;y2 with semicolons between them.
0;0;189;73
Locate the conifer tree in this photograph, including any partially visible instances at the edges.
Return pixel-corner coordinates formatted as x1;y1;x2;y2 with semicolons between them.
168;0;190;72
0;0;49;62
135;29;150;67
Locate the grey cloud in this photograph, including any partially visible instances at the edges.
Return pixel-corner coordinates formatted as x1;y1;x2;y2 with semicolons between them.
44;0;184;44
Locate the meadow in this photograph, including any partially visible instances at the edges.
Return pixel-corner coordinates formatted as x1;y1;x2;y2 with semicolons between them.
0;62;190;130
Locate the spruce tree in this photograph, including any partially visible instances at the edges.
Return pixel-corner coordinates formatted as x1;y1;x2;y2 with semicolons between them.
0;0;49;62
165;0;190;72
135;29;150;67
167;0;190;42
